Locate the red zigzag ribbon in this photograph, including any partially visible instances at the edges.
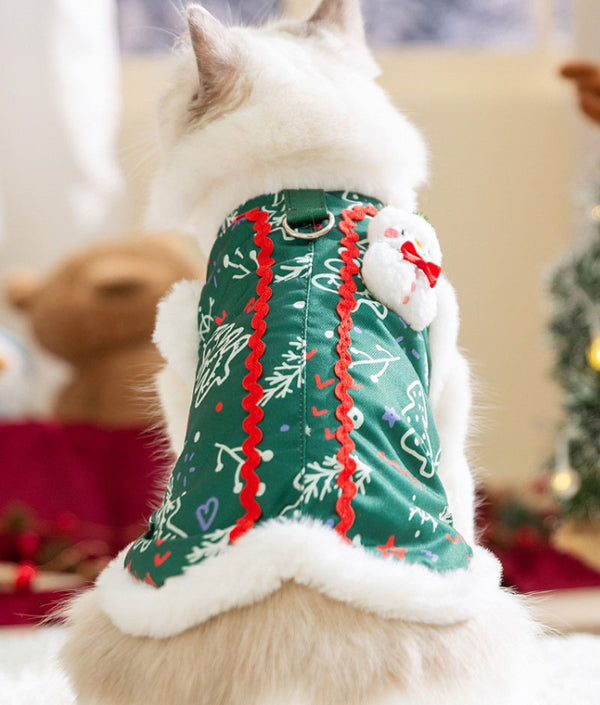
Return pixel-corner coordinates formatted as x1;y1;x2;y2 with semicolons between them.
230;208;274;543
334;204;379;539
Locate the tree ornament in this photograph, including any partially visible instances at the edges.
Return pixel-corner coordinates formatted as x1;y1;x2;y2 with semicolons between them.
587;335;600;371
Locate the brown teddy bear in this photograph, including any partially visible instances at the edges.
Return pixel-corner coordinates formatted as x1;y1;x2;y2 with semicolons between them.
5;234;202;428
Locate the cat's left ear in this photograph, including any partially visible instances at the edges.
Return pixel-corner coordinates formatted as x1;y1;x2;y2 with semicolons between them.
187;4;241;105
308;0;365;42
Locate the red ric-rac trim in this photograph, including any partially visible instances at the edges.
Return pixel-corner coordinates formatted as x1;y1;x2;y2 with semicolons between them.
334;204;379;539
230;208;274;543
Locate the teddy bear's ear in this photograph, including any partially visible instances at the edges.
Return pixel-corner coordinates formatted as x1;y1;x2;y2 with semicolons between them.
4;271;41;311
186;4;242;113
308;0;365;42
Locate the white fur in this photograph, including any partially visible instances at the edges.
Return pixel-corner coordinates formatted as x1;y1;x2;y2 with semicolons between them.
96;518;501;639
146;28;427;256
155;365;194;456
153;279;203;453
65;5;541;702
428;278;476;543
152;279;203;382
15;628;600;705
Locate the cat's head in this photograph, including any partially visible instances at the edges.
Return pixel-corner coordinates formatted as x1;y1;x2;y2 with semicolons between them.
146;0;428;255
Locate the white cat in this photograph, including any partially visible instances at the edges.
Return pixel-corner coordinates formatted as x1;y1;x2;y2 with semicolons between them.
61;2;542;704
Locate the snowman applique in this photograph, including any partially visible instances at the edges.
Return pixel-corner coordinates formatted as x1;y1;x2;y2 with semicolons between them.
362;207;442;331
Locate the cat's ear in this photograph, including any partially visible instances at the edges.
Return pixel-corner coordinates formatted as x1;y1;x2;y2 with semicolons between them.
308;0;365;42
186;4;241;105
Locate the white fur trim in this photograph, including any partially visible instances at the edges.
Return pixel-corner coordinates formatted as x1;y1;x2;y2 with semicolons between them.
153;279;203;454
96;518;501;638
155;365;194;456
153;279;203;383
428;276;461;410
427;277;476;543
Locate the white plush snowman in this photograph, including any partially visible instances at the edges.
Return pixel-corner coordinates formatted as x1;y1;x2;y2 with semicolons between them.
362;207;442;331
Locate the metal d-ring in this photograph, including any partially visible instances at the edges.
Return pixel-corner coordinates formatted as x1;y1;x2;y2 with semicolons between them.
282;211;336;240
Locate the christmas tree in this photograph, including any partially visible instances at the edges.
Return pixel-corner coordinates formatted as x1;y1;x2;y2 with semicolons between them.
547;61;600;523
548;209;600;521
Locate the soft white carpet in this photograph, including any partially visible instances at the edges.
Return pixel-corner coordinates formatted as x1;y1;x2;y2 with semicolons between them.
0;628;599;704
0;628;72;705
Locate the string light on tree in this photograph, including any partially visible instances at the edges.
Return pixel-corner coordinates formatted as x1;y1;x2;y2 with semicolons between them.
587;332;600;371
550;431;582;501
570;285;600;372
550;465;582;501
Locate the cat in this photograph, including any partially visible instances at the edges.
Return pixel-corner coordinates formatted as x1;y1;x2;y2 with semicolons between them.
61;2;542;704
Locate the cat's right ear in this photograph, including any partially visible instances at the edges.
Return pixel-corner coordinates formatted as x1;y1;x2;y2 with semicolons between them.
186;4;241;108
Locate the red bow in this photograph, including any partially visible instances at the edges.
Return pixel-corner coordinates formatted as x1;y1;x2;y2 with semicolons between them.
400;241;441;288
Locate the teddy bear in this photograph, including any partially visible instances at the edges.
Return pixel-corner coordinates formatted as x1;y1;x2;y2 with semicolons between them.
5;234;202;428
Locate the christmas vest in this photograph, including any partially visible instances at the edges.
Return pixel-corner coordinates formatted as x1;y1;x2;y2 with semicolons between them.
124;191;473;588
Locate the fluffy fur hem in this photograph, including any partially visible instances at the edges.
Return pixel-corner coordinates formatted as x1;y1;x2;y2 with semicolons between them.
96;518;501;638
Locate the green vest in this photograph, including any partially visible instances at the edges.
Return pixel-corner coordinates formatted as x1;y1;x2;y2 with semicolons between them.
125;191;473;587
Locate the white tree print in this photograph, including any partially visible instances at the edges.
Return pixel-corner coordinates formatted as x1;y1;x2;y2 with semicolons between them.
222;246;258;280
400;380;441;478
311;255;389;320
349;343;402;384
259;337;306;407
186;526;233;565
152;475;189;543
274;253;313;283
300;454;373;505
193;323;250;408
214;442;267;497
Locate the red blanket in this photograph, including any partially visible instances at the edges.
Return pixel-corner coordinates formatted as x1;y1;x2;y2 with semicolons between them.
0;421;172;625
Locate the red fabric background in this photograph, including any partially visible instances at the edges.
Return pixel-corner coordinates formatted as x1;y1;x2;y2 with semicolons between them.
0;421;172;625
493;543;600;592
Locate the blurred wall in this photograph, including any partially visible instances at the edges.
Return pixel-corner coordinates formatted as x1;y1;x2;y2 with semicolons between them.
118;47;574;490
378;50;573;488
0;0;124;413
